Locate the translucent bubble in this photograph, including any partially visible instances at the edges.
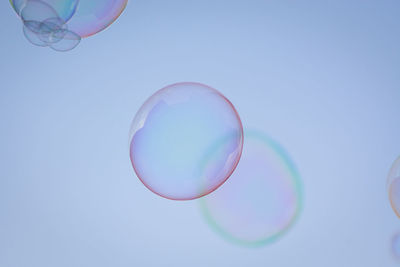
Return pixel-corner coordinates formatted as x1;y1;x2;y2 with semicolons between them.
12;0;78;22
129;82;243;201
50;29;81;51
37;17;68;44
200;130;303;246
23;20;49;47
20;0;60;23
66;0;128;38
392;233;400;261
388;157;400;218
20;1;61;47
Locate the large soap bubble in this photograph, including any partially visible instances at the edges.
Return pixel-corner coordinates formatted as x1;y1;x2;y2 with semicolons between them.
200;130;303;247
129;82;243;201
66;0;128;38
388;156;400;218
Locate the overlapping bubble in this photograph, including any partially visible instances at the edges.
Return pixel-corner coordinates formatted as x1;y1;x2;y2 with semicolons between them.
388;156;400;218
10;0;128;51
200;130;302;246
129;82;243;201
12;0;79;21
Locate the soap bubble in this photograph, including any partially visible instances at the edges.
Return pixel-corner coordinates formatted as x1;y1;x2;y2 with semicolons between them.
20;1;60;48
389;177;400;218
129;82;243;201
20;0;60;23
49;29;81;51
66;0;128;38
388;156;400;218
29;18;66;45
392;233;400;261
23;20;48;47
36;18;66;42
200;130;302;247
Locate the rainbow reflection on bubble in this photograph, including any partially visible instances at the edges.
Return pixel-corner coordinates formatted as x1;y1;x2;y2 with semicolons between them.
66;0;128;38
388;156;400;218
200;130;303;247
129;82;243;201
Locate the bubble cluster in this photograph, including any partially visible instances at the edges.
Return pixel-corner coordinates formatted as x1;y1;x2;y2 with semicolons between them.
10;0;128;51
129;82;243;201
200;130;302;246
388;156;400;218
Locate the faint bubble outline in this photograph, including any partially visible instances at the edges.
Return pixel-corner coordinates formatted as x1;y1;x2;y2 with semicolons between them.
199;130;303;247
387;156;400;218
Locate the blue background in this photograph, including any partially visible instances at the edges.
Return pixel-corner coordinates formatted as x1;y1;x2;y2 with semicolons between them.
1;0;400;266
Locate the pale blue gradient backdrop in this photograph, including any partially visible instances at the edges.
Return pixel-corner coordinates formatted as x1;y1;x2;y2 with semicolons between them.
1;0;400;266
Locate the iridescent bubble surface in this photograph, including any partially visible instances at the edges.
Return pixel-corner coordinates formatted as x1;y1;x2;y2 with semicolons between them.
388;157;400;218
66;0;128;38
200;130;302;246
129;82;243;201
12;0;78;22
